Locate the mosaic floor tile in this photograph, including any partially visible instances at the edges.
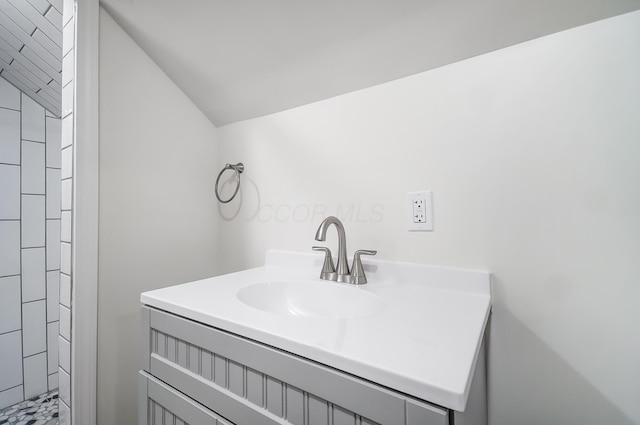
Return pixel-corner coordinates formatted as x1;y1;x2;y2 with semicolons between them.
0;389;58;425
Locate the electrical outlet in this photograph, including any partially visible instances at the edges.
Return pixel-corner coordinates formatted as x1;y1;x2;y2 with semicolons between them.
407;191;433;231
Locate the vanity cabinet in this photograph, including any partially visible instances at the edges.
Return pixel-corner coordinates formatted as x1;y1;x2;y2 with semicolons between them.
139;306;456;425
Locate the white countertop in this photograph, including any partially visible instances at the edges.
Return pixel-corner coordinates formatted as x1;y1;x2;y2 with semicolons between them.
140;250;491;411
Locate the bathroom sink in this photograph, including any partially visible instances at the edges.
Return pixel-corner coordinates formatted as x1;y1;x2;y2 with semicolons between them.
237;281;383;319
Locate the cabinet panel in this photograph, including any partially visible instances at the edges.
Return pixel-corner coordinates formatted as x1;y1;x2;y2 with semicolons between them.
143;306;449;425
139;371;233;425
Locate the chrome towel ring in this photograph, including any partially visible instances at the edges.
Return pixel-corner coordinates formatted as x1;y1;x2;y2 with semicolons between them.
215;163;244;203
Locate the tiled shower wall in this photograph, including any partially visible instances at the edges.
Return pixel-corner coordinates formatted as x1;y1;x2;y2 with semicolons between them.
0;78;61;410
58;0;75;422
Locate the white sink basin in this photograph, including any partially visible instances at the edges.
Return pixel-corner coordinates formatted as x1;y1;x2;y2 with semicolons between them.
237;281;383;319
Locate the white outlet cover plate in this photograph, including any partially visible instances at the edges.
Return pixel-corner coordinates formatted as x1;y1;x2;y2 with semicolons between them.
407;190;434;231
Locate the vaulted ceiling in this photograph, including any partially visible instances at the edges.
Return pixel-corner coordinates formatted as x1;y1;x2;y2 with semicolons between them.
99;0;640;127
0;0;62;116
2;1;639;124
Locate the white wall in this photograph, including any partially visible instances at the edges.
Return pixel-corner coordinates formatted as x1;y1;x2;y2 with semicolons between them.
217;11;640;425
97;9;219;425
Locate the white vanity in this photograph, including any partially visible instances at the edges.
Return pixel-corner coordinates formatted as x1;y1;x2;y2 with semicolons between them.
139;250;491;425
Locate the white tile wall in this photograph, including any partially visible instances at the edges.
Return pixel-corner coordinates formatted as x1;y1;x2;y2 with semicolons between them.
61;178;72;210
21;95;46;142
21;141;46;194
59;398;70;424
48;373;58;392
0;164;20;219
46;168;62;218
22;300;47;357
58;335;70;374
60;241;71;275
0;78;20;110
62;50;74;88
22;248;46;302
58;367;70;407
21;195;46;247
0;276;21;333
47;322;59;374
61;82;73;118
0;221;21;276
0;385;23;410
62;17;74;55
61;145;72;179
0;108;21;165
59;273;70;308
46;220;61;271
59;305;70;341
23;352;48;399
61;114;72;149
0;331;23;391
61;210;71;242
0;75;62;408
47;271;60;322
46;117;62;168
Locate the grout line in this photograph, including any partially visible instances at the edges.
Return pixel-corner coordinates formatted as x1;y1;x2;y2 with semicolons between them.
19;91;25;402
0;329;22;337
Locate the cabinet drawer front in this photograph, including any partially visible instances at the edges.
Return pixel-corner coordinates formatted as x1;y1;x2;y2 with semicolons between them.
139;371;234;425
144;306;448;425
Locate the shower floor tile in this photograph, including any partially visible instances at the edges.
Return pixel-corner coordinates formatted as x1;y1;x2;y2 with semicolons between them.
0;389;58;425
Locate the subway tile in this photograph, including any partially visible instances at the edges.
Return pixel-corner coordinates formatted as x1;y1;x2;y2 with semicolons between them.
0;221;20;276
46;117;62;168
61;146;72;179
22;95;46;142
0;78;20;110
47;220;61;271
22;300;47;357
61;210;71;242
0;331;23;392
63;18;74;56
48;322;59;374
59;273;71;308
59;399;70;425
60;242;71;275
61;179;72;210
63;0;74;25
22;195;46;247
62;49;74;87
58;334;70;374
22;247;46;302
23;352;48;399
46;168;62;219
45;5;63;31
0;275;21;333
61;81;73;118
22;141;46;194
0;164;20;219
48;372;58;391
47;271;60;322
0;385;23;411
59;304;70;341
49;0;63;14
0;108;21;164
61;113;73;149
59;368;70;409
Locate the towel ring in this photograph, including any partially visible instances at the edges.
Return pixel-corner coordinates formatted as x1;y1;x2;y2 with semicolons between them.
215;163;244;203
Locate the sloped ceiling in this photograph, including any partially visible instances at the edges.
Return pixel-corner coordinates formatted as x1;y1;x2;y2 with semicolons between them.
100;0;640;127
0;0;62;116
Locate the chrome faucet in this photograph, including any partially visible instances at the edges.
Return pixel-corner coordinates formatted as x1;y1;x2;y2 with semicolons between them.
314;216;351;283
313;216;377;284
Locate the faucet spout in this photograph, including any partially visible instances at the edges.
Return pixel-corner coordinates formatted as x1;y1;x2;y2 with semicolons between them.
315;216;350;282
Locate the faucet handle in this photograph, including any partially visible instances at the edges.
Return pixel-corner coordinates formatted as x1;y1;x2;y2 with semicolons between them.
350;250;377;285
312;246;337;281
